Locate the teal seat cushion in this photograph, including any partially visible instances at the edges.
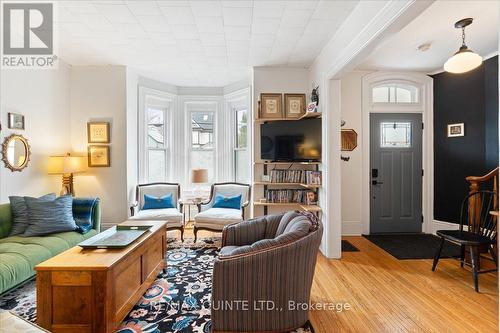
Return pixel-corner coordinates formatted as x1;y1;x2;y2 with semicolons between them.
0;230;97;293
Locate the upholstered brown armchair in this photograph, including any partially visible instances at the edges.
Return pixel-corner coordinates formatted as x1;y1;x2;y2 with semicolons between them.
211;212;323;333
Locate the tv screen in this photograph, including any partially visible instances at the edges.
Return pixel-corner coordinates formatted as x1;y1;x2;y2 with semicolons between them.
260;119;322;162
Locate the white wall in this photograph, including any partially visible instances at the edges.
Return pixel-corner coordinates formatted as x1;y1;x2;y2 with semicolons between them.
340;71;371;235
0;63;71;202
70;66;128;226
308;0;432;258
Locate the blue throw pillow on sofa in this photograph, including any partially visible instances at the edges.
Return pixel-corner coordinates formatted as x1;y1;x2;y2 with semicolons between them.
9;193;56;236
212;194;242;210
23;195;77;237
143;194;175;210
73;197;98;234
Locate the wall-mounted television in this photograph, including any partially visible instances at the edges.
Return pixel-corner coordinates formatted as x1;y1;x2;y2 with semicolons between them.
260;118;322;162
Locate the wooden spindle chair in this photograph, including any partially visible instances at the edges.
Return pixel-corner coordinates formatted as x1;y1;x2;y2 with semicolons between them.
432;190;498;292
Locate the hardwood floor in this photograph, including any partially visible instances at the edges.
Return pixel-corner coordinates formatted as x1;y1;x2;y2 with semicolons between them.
173;227;498;332
309;236;498;333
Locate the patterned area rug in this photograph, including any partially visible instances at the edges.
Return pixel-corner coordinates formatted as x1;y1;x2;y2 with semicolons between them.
0;238;313;333
166;236;221;249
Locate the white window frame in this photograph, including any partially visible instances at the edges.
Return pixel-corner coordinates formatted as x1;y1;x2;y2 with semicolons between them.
371;80;421;107
234;106;249;183
138;87;176;184
224;88;251;183
184;100;218;187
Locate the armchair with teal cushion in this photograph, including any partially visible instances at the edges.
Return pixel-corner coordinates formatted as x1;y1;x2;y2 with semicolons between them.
0;197;101;294
129;183;184;241
193;182;251;242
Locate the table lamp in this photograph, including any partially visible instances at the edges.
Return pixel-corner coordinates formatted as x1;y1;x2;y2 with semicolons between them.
191;168;208;202
48;153;86;196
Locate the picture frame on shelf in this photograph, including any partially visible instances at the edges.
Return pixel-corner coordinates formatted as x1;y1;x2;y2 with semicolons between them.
284;94;306;119
447;123;464;137
88;145;110;167
259;93;283;118
8;112;24;130
87;122;110;143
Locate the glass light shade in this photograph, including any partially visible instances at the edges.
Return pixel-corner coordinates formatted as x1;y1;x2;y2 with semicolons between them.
444;48;483;73
48;155;86;174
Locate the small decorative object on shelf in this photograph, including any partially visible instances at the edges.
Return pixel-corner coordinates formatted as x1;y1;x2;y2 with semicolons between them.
284;93;306;119
260;93;283;118
311;85;319;106
306;102;317;113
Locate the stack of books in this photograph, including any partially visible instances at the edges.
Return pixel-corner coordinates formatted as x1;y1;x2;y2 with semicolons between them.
268;169;322;184
265;189;317;205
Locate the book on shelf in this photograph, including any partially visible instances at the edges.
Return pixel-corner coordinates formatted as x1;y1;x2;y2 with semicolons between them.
268;169;322;185
264;189;317;205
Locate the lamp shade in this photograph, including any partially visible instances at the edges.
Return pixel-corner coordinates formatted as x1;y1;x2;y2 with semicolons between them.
444;47;483;74
191;169;208;183
48;154;86;174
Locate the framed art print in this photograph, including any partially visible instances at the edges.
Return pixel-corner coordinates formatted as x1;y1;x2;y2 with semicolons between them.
260;93;283;118
87;122;110;143
88;145;110;167
284;94;306;118
447;123;464;137
8;113;25;130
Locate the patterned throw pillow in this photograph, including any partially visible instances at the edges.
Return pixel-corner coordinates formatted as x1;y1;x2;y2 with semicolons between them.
23;195;77;237
212;194;242;210
8;193;56;236
143;194;175;210
73;197;98;234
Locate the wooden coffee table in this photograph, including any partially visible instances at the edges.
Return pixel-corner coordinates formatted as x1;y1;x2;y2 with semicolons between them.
35;220;167;333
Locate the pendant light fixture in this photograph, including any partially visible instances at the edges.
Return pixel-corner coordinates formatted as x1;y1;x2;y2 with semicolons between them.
444;18;483;74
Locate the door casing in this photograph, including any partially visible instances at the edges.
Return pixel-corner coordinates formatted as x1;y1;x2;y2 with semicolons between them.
361;72;434;235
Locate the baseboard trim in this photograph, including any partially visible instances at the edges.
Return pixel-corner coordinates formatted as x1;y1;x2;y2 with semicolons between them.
432;219;460;234
342;221;362;236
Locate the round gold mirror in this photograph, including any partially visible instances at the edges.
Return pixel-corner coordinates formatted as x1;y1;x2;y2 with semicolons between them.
1;134;31;172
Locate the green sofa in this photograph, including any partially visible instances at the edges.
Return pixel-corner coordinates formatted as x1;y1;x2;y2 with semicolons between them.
0;199;101;294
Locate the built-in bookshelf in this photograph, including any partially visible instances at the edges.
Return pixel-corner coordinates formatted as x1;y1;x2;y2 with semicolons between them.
253;160;322;216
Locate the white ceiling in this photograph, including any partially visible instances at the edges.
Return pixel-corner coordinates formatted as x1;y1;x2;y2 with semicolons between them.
54;0;359;86
358;0;499;73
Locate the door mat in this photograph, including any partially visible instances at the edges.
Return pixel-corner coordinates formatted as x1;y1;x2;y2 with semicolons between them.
341;240;359;252
363;233;461;260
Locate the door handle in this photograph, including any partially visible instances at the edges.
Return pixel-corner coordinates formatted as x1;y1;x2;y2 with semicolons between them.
372;180;384;185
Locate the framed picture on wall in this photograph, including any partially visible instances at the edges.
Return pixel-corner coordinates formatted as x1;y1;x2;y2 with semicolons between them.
88;145;110;167
284;94;306;118
8;113;25;130
259;93;283;118
87;122;110;143
447;123;464;137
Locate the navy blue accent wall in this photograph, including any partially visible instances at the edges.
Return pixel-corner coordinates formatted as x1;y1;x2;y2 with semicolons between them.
432;56;498;224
